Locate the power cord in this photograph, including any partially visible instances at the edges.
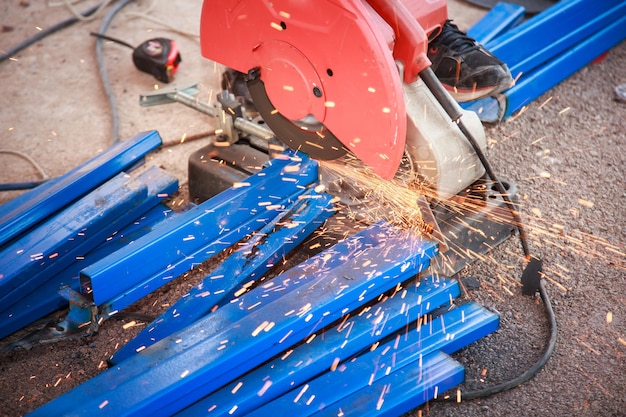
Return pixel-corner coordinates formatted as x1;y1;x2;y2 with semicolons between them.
0;1;107;64
420;67;557;401
50;0;115;22
0;150;50;192
94;0;137;146
460;279;557;400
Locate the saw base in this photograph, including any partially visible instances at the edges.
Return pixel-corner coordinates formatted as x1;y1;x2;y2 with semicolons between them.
428;179;518;276
188;140;270;204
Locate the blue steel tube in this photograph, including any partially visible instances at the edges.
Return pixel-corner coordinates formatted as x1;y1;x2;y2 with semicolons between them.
80;152;319;316
462;0;626;122
0;130;162;248
176;275;461;417
29;224;437;416
0;173;150;309
500;11;626;119
246;303;498;417
485;0;625;76
0;168;178;339
110;189;335;365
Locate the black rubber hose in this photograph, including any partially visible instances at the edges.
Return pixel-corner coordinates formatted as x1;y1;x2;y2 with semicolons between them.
419;66;557;399
459;279;557;400
94;0;137;146
0;2;105;64
0;180;49;191
419;67;530;258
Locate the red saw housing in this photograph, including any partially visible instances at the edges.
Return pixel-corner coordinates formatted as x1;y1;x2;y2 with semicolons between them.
200;0;446;179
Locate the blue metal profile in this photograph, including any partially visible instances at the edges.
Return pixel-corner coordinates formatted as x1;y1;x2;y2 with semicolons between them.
246;302;498;416
0;202;176;340
463;0;626;120
467;2;525;45
100;207;288;317
106;220;392;356
0;130;162;248
29;223;437;416
82;153;320;318
0;172;145;293
312;352;464;417
111;189;335;365
176;275;460;417
484;0;624;78
0;167;177;313
498;10;626;120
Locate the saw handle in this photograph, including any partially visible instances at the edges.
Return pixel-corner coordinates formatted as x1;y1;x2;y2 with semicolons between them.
419;66;530;260
367;0;445;83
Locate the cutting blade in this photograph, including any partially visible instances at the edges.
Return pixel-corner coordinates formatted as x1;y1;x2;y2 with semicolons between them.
246;70;347;161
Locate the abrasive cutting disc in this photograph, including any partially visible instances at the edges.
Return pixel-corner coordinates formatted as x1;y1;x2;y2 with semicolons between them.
246;72;348;161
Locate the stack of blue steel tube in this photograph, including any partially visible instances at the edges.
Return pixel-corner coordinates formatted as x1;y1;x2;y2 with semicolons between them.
0;131;176;339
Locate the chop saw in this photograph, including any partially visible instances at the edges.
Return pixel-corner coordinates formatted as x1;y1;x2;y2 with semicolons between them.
200;0;489;200
174;0;521;273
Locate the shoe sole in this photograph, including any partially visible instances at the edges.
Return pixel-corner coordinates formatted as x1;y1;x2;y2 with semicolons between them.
443;79;514;102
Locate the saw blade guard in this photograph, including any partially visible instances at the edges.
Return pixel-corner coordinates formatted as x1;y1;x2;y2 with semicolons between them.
200;0;444;179
403;77;488;200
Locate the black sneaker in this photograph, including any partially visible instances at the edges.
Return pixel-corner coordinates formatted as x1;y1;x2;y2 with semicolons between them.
427;20;514;102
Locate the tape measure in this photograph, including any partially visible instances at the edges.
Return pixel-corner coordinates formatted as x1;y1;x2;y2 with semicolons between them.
91;32;182;83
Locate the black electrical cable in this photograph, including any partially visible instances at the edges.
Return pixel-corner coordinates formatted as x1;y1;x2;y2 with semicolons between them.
0;0;132;190
94;0;137;146
0;1;105;64
459;279;557;400
421;68;530;259
90;32;135;49
419;67;557;400
0;180;49;192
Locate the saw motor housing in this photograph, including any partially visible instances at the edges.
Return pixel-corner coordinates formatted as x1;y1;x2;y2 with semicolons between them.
200;0;487;200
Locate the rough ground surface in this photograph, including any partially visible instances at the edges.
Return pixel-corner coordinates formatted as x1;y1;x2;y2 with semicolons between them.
0;1;624;416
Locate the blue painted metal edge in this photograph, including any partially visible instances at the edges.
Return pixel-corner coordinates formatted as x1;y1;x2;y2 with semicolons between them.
81;152;318;309
484;0;624;77
176;275;460;417
0;130;162;248
110;189;335;365
466;2;525;45
1;172;152;311
28;223;437;416
463;0;626;121
0;202;176;340
246;302;498;416
313;352;465;417
0;167;178;317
